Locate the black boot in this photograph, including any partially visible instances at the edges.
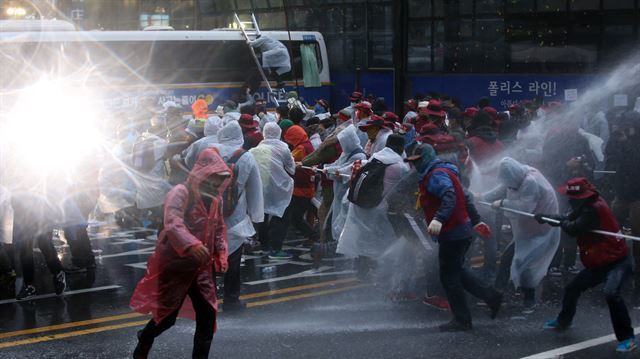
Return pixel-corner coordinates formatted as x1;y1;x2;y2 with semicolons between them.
133;330;153;359
488;292;503;319
192;337;213;359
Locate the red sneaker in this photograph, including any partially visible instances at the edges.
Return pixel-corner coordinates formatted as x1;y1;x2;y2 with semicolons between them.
422;295;451;311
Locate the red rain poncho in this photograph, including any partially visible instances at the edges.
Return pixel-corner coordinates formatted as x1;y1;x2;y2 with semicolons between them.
130;148;231;331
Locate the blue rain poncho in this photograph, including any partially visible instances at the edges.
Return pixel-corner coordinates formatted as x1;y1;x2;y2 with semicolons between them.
250;34;292;75
249;123;295;218
210;122;264;254
482;157;560;288
324;125;367;241
337;147;410;258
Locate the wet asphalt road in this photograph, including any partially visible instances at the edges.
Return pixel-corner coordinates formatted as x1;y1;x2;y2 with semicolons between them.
0;224;639;358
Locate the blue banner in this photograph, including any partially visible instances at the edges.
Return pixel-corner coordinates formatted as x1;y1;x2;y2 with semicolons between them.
409;74;598;110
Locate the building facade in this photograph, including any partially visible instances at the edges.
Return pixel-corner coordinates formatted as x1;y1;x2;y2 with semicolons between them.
3;0;640;109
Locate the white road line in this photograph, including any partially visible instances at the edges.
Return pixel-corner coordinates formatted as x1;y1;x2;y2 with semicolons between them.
520;327;640;359
0;285;122;305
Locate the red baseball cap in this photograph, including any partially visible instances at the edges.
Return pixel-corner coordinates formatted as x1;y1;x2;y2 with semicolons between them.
349;91;363;102
422;100;446;118
558;177;598;200
239;114;258;129
358;115;385;130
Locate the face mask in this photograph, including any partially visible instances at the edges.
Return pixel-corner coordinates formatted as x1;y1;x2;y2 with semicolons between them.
314;105;326;114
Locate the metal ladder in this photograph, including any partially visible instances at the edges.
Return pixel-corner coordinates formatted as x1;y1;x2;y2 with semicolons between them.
234;13;283;106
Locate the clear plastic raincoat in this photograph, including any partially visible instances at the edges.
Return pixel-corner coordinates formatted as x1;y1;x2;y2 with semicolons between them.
482;157;560;288
130;148;230;330
184;116;223;170
337;147;410;258
324;125;367;241
133;133;172;210
249;123;295;218
250;34;292;75
210;122;264;254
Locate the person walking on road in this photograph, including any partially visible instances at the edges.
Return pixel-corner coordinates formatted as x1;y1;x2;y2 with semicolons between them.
130;148;231;359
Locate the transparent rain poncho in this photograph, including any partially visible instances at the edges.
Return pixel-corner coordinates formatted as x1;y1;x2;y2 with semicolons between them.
337;147;410;258
482;157;560;288
133;134;173;210
210;122;264;253
249;123;295;218
184;116;223;170
324;125;367;241
250;34;292;75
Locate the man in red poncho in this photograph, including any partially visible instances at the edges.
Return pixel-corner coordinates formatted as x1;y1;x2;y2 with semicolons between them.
130;148;231;359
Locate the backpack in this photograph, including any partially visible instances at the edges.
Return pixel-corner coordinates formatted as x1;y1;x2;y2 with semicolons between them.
347;158;390;208
132;135;159;173
222;148;247;217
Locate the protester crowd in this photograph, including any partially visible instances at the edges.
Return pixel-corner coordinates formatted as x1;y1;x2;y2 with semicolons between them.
1;87;640;357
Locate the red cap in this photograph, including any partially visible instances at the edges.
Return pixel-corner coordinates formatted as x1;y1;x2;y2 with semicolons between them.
349;91;363;101
239;114;257;129
483;107;498;121
558;177;599;199
463;107;479;118
358;115;385;130
353;101;372;114
381;111;400;123
421;99;446;118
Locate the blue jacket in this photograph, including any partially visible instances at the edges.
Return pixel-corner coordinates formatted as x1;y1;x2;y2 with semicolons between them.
420;160;478;241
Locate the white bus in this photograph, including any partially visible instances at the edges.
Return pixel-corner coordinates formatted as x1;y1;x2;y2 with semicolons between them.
0;22;330;112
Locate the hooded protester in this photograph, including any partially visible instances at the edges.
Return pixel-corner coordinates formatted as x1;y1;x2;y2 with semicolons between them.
481;157;560;313
359;115;393;157
221;100;241;125
536;178;637;353
337;136;410;278
130;148;231;359
323;125;367;241
131;128;173;227
249;34;291;87
284;125;318;243
210;122;264;310
250;123;296;260
184;116;223;170
406;144;501;332
239;114;264;150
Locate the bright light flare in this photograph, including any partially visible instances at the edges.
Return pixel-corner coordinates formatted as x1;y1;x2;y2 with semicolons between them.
2;78;105;177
